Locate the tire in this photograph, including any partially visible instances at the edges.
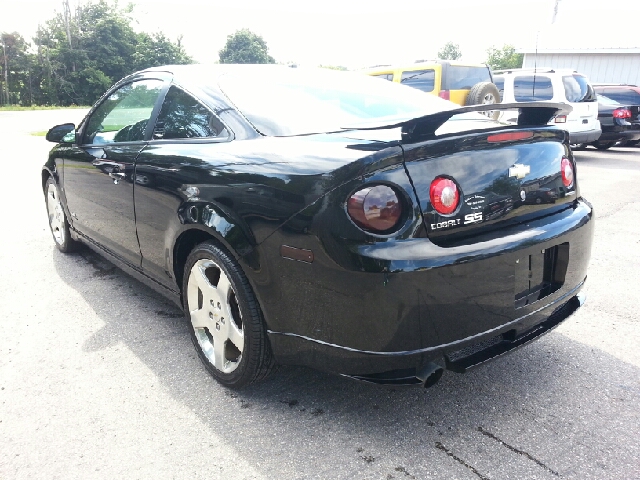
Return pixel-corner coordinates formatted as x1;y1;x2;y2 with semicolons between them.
182;241;275;388
45;177;79;253
466;82;501;120
593;141;615;151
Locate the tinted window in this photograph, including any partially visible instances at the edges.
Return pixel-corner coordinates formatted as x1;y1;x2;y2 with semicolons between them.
596;94;620;106
562;74;596;102
445;66;491;90
602;88;640;105
400;69;435;92
493;75;504;100
513;75;554;101
153;86;228;140
372;74;394;81
219;68;457;136
84;80;164;144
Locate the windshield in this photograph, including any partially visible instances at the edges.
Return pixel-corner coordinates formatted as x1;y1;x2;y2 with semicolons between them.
218;67;456;136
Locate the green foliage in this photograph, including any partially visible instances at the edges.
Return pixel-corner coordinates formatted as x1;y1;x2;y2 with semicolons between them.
486;44;523;70
0;0;193;107
219;29;275;64
437;42;462;61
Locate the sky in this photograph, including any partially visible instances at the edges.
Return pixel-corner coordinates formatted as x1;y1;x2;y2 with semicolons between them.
3;0;639;69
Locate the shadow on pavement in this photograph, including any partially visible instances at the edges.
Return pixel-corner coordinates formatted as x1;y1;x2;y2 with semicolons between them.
52;245;640;479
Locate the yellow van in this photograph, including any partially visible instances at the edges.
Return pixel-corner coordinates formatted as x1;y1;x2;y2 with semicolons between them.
365;60;500;107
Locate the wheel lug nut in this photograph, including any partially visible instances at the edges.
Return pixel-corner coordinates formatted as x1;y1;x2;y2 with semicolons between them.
217;302;221;309
209;312;214;319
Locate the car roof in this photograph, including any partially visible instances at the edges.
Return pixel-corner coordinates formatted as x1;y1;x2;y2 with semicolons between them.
493;67;580;75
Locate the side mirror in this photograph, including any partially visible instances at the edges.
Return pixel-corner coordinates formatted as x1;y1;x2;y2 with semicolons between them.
46;123;76;143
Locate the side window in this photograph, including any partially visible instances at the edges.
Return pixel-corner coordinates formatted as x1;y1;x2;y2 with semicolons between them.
153;86;228;140
493;75;504;100
400;69;436;92
513;75;554;102
446;66;492;90
372;74;394;81
562;75;596;103
83;80;164;144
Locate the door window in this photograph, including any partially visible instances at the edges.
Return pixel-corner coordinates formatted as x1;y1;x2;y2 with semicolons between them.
401;69;436;92
152;86;228;139
83;80;164;145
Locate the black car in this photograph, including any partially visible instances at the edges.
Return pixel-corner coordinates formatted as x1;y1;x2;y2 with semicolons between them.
576;93;640;150
43;65;593;389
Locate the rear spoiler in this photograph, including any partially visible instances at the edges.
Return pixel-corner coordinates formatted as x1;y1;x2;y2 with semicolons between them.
342;102;573;140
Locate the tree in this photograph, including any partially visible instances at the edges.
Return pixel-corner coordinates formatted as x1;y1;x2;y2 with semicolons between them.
0;32;33;105
5;0;195;106
437;42;461;60
132;32;192;72
218;29;275;64
485;44;523;70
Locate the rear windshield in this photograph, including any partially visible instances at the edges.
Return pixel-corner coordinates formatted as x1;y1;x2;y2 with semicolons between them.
219;68;456;136
444;66;491;90
401;69;435;92
563;74;597;102
596;94;620;106
513;75;554;101
599;88;640;105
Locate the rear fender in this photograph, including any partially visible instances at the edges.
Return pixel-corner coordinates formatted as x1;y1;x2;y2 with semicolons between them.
171;201;260;286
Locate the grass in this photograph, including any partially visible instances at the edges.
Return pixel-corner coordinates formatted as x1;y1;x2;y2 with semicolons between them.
0;105;89;111
30;131;48;136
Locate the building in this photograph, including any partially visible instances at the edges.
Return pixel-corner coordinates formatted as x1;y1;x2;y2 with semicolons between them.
518;48;640;85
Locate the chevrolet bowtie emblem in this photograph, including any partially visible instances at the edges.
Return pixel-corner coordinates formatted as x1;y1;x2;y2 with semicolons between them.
509;164;530;179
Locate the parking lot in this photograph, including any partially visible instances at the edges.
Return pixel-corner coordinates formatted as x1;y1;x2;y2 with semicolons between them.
1;110;639;479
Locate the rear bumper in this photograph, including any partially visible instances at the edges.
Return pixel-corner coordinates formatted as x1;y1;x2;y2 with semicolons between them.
264;199;594;378
570;128;602;144
598;124;640;143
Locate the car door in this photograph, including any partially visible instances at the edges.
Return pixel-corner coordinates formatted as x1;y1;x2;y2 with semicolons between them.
62;78;166;266
133;85;231;289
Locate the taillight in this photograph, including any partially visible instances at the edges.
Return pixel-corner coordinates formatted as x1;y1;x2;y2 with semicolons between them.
438;90;450;101
429;177;460;215
487;131;533;143
613;108;632;119
561;157;574;188
554;115;567;123
347;185;402;233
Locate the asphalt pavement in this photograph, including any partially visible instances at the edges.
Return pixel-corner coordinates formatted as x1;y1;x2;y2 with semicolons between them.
1;110;638;479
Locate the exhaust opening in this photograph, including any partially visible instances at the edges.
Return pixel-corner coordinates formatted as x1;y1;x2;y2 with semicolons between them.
416;362;444;389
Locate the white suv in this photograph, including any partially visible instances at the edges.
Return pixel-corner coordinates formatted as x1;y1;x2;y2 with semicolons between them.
493;68;601;145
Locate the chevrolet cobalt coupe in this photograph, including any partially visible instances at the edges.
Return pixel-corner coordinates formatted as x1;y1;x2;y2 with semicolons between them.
43;65;593;388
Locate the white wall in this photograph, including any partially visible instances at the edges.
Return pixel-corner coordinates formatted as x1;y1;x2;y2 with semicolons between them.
522;53;640;85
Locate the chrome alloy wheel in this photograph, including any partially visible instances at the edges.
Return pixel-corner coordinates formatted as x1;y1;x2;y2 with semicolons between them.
187;258;244;374
47;183;66;245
